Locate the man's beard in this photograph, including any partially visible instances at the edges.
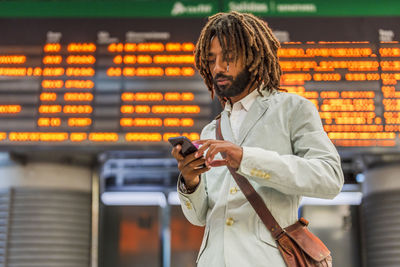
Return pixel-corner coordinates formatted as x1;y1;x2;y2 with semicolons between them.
213;68;251;99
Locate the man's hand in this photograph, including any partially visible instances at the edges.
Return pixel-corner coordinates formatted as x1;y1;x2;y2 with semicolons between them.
194;140;243;169
171;144;209;189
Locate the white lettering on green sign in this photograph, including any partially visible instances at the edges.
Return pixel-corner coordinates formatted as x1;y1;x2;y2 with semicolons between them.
277;3;317;13
171;1;213;16
228;1;268;13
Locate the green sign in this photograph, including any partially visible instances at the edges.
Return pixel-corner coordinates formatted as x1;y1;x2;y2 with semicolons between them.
0;0;399;17
0;0;218;18
225;0;400;17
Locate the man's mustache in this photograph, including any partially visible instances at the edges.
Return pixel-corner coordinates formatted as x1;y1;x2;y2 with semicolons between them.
213;73;233;81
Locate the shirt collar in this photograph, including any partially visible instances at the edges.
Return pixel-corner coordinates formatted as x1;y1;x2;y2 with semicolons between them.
224;88;259;113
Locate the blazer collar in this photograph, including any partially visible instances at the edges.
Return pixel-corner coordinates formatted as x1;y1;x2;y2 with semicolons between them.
220;109;235;143
237;92;271;145
219;90;273;145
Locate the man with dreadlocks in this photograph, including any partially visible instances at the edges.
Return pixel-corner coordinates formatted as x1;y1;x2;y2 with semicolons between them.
171;12;343;266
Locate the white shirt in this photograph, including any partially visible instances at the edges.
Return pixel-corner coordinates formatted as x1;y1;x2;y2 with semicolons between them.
224;89;259;141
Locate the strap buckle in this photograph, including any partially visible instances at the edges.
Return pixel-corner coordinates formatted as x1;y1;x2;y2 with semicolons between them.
271;225;285;240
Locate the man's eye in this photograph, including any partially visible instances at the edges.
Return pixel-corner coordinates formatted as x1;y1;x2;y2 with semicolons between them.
207;59;216;64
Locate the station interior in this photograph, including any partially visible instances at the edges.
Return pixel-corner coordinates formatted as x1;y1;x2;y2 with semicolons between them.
0;1;400;266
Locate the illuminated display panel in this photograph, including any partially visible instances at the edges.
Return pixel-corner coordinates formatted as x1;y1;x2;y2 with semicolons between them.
278;41;400;148
0;17;399;152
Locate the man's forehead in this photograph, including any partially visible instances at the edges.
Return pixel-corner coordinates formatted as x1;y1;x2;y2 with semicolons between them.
210;35;231;45
209;36;235;54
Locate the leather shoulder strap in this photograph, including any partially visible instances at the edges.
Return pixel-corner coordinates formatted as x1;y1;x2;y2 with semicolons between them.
216;118;285;240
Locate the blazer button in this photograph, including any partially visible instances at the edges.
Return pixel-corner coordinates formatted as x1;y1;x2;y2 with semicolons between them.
226;217;234;226
229;187;238;194
185;201;192;210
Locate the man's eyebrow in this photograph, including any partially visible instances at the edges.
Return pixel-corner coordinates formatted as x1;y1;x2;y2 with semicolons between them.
208;49;233;55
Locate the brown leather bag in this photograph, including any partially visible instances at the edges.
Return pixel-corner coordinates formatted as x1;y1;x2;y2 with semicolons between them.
216;118;332;267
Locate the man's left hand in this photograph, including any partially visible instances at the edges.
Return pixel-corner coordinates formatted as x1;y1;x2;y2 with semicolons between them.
194;140;243;169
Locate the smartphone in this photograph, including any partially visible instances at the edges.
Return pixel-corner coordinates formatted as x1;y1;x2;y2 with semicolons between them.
168;136;199;157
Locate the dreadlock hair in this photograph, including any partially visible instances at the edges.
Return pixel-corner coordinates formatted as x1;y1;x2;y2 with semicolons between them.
195;11;282;99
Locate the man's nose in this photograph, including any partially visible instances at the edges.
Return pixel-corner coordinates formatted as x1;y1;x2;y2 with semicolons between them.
213;57;227;73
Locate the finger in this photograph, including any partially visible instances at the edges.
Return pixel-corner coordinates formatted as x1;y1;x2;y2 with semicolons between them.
182;165;210;178
186;157;206;169
209;159;227;167
194;140;210;156
171;145;184;160
193;165;211;175
195;140;219;157
182;151;203;167
205;144;226;164
193;139;211;145
191;139;201;147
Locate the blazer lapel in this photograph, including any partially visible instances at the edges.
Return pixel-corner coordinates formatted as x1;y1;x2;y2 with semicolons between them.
237;95;271;145
220;110;235;143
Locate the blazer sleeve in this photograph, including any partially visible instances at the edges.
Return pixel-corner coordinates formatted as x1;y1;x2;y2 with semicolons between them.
176;121;215;226
236;99;344;199
177;174;208;226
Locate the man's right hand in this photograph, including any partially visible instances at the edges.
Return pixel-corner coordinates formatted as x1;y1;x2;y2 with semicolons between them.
171;144;210;189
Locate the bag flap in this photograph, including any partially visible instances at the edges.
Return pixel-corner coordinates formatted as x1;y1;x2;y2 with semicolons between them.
284;221;331;262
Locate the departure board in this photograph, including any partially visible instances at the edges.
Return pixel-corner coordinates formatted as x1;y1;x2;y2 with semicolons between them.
0;41;206;145
0;17;399;152
279;41;400;148
0;18;214;150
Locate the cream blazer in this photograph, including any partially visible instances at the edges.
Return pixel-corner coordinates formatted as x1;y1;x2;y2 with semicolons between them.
178;91;344;267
